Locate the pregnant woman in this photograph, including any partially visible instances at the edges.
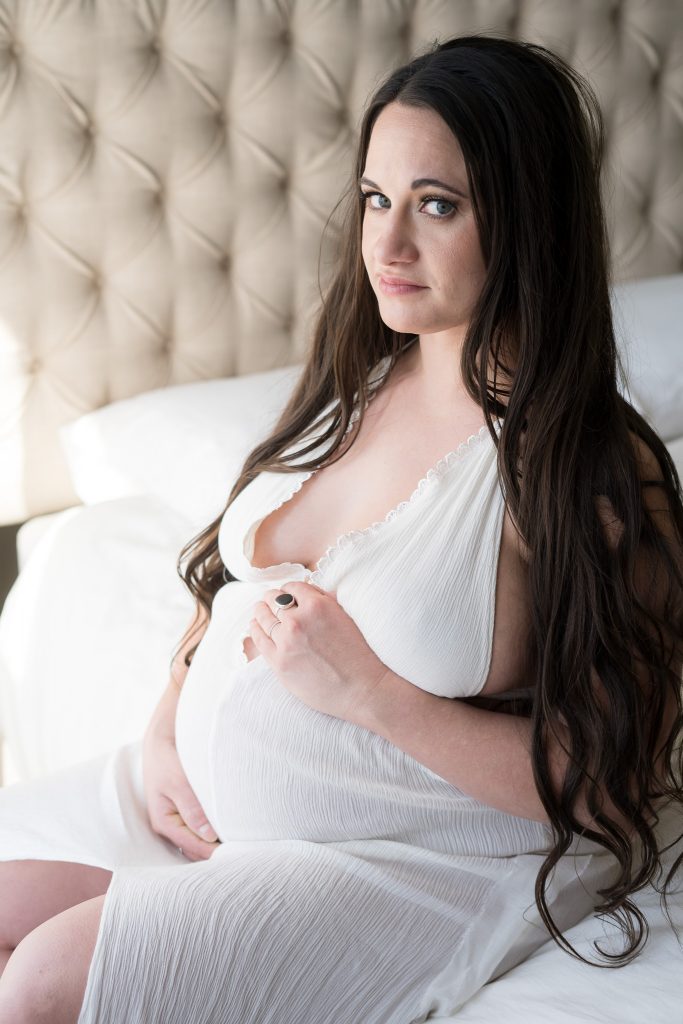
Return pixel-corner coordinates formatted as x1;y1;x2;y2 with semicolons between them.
1;34;682;1024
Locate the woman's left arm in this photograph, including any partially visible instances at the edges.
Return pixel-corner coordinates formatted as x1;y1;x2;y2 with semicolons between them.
359;673;555;821
359;665;681;834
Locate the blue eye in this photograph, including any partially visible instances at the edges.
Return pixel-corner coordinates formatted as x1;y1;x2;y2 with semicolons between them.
358;190;456;219
358;190;390;210
421;196;456;218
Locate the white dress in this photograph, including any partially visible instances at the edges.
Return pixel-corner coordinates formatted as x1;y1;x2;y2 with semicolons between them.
0;357;622;1023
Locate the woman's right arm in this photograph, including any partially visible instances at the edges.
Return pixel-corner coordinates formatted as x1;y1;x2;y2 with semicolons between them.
142;604;221;861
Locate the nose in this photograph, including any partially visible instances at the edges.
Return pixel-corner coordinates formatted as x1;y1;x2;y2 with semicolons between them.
372;208;418;266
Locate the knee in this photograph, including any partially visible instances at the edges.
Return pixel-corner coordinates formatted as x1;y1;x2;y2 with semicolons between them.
0;892;102;1024
0;936;75;1024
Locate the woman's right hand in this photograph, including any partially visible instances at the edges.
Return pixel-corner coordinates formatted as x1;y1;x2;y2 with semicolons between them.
142;686;221;862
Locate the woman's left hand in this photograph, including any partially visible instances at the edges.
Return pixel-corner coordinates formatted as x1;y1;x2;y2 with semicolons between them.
248;580;389;724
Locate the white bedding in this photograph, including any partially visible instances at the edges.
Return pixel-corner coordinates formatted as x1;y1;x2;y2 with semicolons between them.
439;800;683;1023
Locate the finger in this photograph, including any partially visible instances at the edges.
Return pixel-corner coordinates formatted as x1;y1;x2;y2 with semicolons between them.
258;586;302;611
253;599;277;620
283;579;328;599
253;602;280;631
279;580;308;595
173;785;220;843
250;616;276;652
305;581;327;595
165;810;218;862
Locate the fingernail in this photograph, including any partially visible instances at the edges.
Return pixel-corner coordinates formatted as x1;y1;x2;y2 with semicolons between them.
199;823;216;840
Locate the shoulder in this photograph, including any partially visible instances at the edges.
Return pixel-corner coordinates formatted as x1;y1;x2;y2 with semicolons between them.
629;431;667;486
595;431;676;551
509;430;679;563
596;434;683;675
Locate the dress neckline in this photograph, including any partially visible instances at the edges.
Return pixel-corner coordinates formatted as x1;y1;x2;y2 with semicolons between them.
245;410;499;587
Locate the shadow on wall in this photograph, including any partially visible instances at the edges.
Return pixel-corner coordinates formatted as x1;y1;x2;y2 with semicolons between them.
0;525;19;615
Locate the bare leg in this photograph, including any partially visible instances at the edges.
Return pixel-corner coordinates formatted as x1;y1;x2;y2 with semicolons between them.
0;894;105;1023
0;860;111;970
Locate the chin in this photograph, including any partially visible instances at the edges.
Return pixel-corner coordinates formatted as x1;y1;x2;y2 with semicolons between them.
376;308;424;334
382;318;443;339
382;320;419;335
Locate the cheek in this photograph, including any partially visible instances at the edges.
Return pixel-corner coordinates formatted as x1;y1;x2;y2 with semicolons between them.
444;223;486;283
464;216;486;274
360;223;373;268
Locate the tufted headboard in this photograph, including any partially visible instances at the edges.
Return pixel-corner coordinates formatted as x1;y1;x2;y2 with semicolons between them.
0;0;681;526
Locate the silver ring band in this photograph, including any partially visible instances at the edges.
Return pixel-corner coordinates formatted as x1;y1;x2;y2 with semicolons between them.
268;593;298;639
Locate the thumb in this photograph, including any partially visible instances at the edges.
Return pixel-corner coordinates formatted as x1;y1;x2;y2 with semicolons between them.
176;787;219;843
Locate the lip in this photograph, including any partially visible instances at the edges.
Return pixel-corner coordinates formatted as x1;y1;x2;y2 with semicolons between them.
378;275;427;295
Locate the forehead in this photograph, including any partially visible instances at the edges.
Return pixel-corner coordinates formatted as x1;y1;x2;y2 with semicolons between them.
364;102;465;173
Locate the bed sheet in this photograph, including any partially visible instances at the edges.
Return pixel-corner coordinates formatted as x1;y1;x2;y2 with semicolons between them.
436;800;683;1022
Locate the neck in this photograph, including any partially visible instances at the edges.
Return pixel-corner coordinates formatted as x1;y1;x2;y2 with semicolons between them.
398;331;475;412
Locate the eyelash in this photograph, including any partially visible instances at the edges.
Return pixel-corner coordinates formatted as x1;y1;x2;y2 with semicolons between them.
357;189;457;219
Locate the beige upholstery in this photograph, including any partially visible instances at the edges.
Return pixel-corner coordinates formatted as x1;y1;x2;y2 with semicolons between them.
0;0;681;525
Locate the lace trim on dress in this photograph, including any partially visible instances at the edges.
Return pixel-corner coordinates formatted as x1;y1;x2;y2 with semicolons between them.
244;417;494;583
307;422;493;586
241;352;499;584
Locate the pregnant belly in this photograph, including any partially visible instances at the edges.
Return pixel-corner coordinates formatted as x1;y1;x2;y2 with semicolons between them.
175;653;551;858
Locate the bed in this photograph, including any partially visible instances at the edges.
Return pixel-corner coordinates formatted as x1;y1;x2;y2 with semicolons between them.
0;2;681;1021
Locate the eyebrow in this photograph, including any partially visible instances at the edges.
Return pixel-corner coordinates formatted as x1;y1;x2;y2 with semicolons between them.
358;175;468;200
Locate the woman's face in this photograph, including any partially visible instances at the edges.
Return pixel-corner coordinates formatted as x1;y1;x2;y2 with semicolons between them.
360;102;487;342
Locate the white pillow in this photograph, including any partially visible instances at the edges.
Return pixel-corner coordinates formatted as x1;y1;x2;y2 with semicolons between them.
611;273;683;442
0;496;197;780
59;364;304;530
668;435;683;476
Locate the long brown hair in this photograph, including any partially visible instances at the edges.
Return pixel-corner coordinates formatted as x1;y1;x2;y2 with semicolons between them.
173;35;683;964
